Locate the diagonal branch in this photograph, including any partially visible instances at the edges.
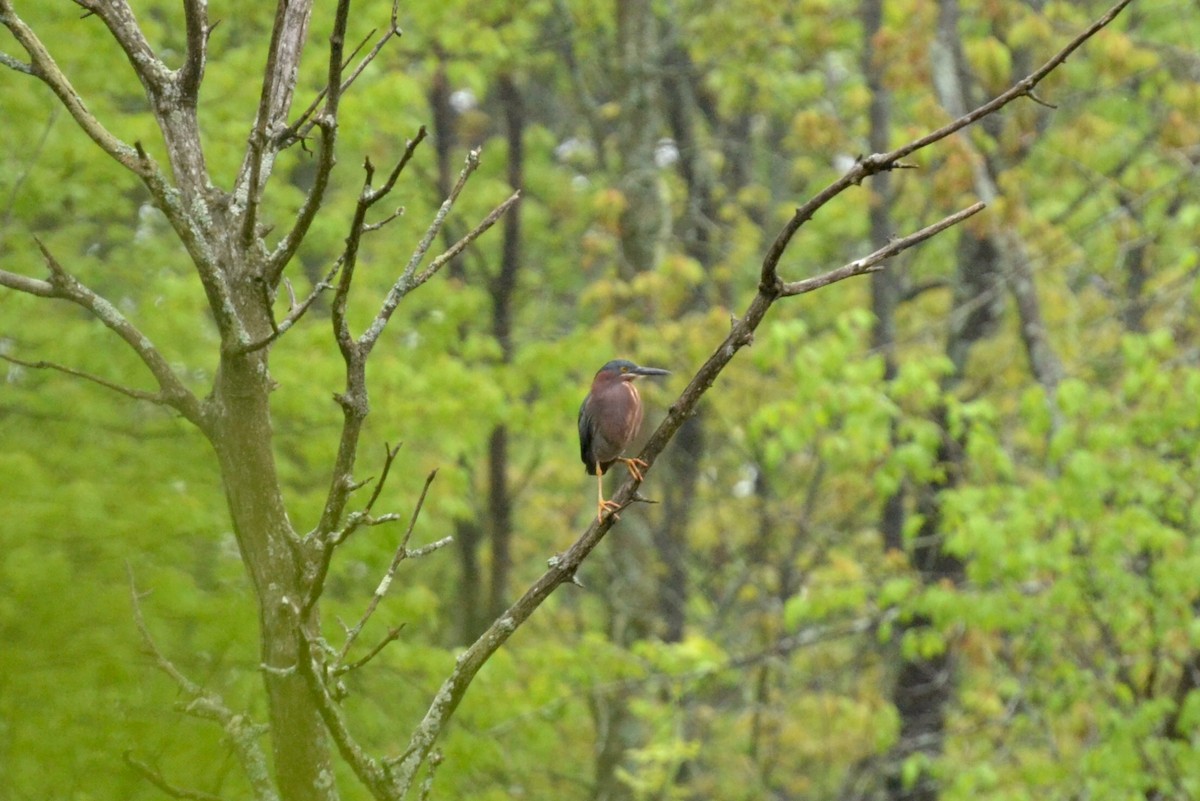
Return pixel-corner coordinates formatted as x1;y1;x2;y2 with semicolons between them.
232;260;341;355
0;240;205;427
127;567;279;801
334;470;439;664
279;0;403;149
409;191;522;292
73;0;171;93
123;752;225;801
0;1;161;179
757;0;1135;291
359;151;521;355
383;5;1133;789
2;353;172;405
780;202;986;296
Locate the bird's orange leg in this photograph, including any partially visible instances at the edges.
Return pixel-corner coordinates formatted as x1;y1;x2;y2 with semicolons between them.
618;456;649;482
596;470;622;521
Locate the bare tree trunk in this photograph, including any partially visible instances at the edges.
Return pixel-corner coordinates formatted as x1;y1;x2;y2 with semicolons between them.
863;0;906;554
210;346;334;801
485;74;524;621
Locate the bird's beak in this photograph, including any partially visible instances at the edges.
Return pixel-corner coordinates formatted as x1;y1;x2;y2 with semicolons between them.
631;366;670;377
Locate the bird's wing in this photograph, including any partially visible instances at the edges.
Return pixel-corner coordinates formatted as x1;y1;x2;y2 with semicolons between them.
578;397;596;473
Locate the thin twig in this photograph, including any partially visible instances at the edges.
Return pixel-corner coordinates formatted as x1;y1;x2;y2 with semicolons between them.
1;353;167;404
780;202;987;296
384;3;1133;793
279;0;402;146
123;752;225;801
0;239;204;425
232;260;342;355
337;623;407;675
302;443;406;615
411;191;522;290
337;470;440;664
757;0;1135;291
295;625;392;798
360;151;520;354
126;565;279;801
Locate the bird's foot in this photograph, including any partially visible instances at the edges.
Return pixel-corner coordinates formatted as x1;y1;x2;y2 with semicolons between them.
597;498;622;522
619;457;649;482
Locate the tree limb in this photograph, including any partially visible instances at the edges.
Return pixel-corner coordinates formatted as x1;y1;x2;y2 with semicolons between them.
384;2;1133;790
179;0;209;99
2;353;170;405
758;0;1136;291
123;752;225;801
0;240;205;426
233;0;314;238
359;150;519;355
128;567;279;801
780;202;986;297
0;1;160;178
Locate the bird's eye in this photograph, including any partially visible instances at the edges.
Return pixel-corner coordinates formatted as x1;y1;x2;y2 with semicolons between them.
621;366;628;373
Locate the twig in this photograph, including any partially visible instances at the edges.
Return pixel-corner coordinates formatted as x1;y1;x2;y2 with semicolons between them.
232;260;342;355
2;353;167;404
757;0;1136;291
123;752;225;801
279;0;402;147
337;470;440;664
359;151;520;353
337;624;407;675
780;202;987;296
295;625;392;799
410;191;522;291
0;239;204;426
383;3;1133;793
302;443;406;615
126;565;279;801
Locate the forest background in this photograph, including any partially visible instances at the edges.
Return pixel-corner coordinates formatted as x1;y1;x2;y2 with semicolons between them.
2;0;1199;800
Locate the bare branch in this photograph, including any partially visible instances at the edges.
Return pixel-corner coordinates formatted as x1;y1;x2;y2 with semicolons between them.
303;443;406;615
232;260;341;355
0;51;32;74
179;0;209;98
757;0;1135;291
780;202;987;296
384;3;1133;791
359;150;519;354
335;470;439;662
410;191;522;291
2;353;171;404
234;0;315;244
0;269;53;297
127;566;279;801
337;623;406;676
283;0;402;147
0;1;158;177
72;1;171;92
0;241;205;426
123;752;225;801
295;626;392;800
366;127;429;206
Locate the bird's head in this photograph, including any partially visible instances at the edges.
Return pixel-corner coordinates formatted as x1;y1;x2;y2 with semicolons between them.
594;359;671;384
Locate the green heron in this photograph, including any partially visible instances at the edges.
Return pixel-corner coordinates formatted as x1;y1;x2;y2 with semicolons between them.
578;359;670;521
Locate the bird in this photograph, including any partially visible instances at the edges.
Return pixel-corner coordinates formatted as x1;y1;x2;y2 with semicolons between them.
578;359;670;521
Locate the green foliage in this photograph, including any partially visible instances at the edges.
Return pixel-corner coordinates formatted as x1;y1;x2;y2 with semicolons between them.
3;0;1199;799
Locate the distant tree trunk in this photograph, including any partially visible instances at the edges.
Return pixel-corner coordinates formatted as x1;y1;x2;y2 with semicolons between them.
485;74;523;621
863;0;906;553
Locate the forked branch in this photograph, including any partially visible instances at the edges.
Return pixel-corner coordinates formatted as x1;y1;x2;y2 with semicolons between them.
384;2;1133;792
127;567;278;801
0;240;204;426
